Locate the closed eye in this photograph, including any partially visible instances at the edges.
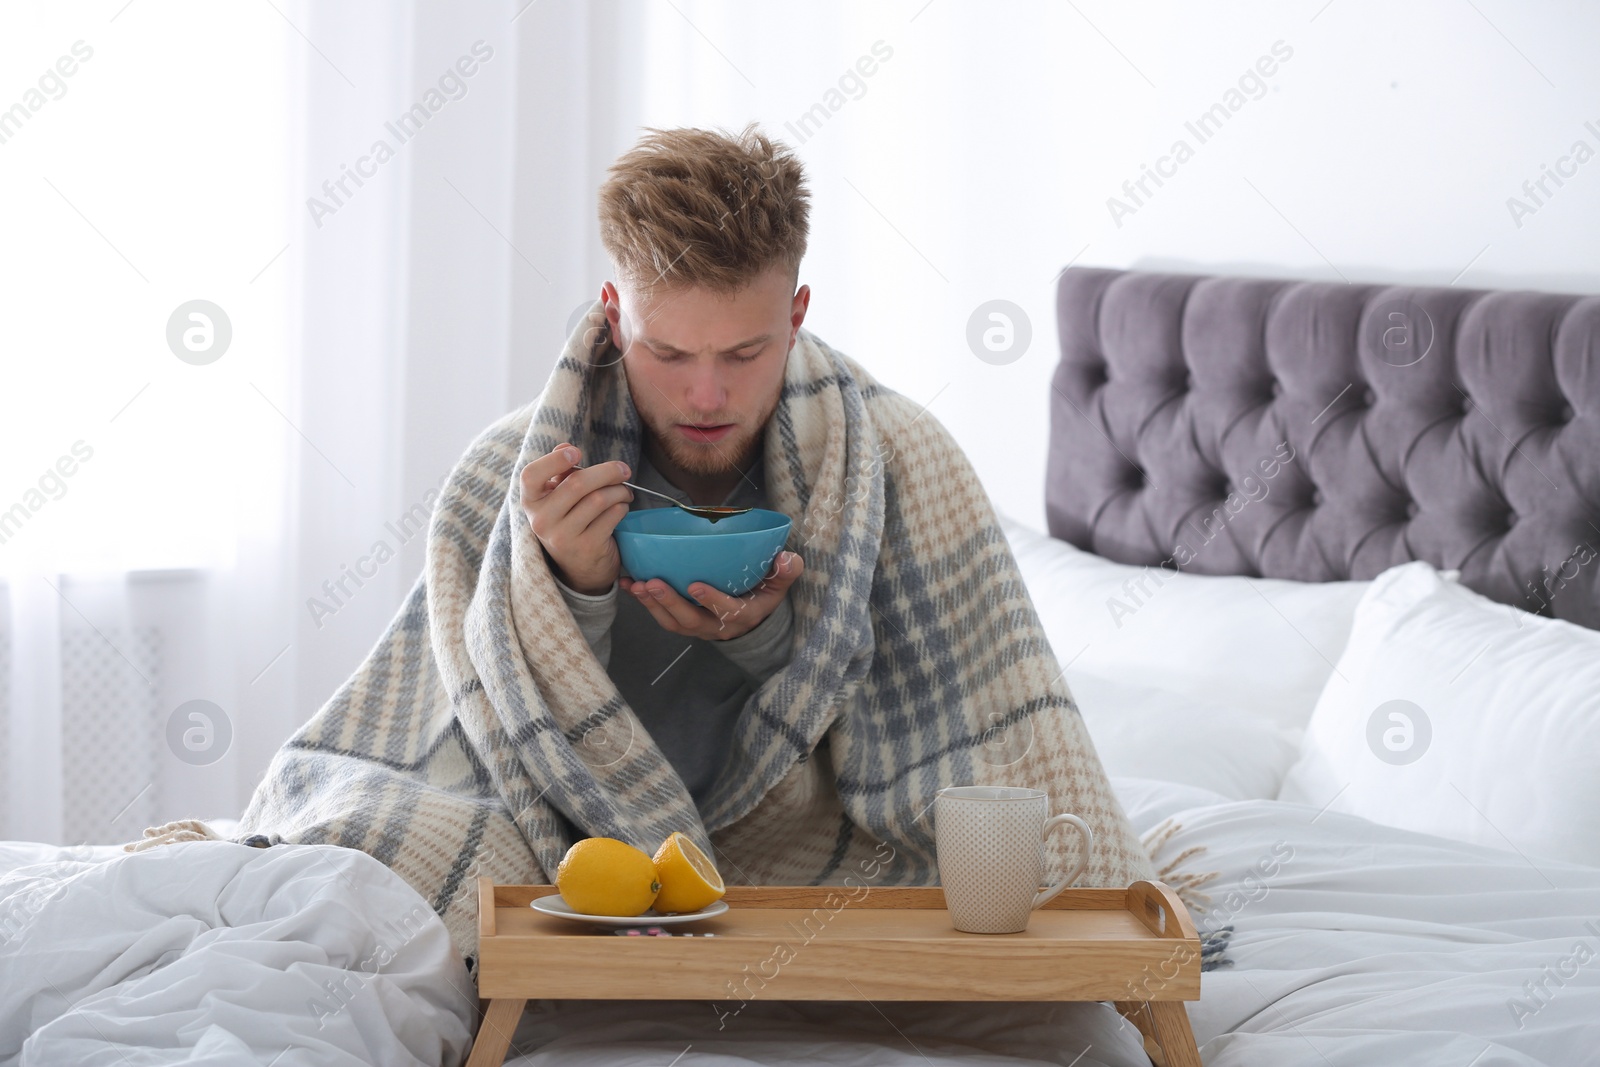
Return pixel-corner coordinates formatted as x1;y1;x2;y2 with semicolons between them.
648;345;762;363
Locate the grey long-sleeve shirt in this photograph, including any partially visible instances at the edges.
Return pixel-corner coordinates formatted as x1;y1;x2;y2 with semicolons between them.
553;455;794;806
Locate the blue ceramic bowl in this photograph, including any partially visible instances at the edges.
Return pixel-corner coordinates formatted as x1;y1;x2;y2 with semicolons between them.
614;507;792;599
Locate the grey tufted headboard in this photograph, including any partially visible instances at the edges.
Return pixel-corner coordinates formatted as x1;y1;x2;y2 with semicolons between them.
1046;267;1600;629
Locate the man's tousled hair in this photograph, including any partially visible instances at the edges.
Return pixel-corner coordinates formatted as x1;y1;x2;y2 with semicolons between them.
598;123;810;296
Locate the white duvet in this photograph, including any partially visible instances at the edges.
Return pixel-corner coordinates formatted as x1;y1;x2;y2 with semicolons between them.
0;840;475;1066
4;779;1598;1066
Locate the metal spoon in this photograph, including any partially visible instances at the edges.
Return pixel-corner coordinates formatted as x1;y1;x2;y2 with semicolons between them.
572;463;753;523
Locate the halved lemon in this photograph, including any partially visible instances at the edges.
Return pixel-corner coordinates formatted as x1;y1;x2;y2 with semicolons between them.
651;831;726;914
555;837;660;917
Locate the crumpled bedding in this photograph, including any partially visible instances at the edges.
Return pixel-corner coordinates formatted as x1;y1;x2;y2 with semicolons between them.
0;840;474;1066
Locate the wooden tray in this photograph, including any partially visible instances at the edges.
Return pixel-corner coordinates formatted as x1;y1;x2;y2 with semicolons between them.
467;879;1202;1067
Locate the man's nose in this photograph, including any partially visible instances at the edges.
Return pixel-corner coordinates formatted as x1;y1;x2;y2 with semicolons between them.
684;362;727;413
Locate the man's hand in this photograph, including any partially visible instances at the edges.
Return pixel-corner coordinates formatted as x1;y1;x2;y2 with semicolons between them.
520;443;633;595
621;551;804;641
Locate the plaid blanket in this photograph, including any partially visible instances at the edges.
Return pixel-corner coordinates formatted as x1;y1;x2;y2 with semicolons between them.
237;304;1155;959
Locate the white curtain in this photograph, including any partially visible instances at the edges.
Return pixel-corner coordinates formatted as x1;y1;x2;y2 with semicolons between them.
1;3;297;844
284;0;647;730
0;0;649;845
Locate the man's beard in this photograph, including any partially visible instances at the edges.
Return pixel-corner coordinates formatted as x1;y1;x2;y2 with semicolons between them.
638;391;779;480
646;415;762;476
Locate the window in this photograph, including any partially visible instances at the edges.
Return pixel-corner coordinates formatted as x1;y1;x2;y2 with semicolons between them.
0;5;290;575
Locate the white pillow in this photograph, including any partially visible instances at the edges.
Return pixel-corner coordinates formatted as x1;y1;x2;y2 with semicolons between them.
1068;673;1299;800
1001;515;1369;735
1278;561;1600;867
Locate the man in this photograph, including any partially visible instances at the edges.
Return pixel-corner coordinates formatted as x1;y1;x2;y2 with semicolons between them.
521;210;811;806
229;123;1154;958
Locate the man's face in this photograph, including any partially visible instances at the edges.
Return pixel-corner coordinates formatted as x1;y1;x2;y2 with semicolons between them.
603;264;809;477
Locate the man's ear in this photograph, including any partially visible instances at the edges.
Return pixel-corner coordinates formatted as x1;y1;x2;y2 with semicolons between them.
601;281;627;350
789;283;811;348
601;282;621;327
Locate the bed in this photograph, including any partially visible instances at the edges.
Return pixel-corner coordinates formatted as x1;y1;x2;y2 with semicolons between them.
4;266;1599;1065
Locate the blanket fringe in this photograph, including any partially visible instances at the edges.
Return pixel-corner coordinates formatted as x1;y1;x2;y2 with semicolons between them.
122;820;278;853
1142;816;1233;971
1141;816;1221;917
122;819;226;852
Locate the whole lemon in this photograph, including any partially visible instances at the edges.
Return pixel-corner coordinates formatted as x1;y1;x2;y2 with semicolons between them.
555;837;661;917
651;831;726;914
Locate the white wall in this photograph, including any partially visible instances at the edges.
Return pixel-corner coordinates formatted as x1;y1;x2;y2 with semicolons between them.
610;0;1600;528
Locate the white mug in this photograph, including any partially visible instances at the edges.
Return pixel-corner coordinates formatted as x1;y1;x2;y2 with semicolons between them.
935;786;1094;934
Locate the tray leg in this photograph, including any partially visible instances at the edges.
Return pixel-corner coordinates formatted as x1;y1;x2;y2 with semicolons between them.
465;998;526;1067
1115;1001;1201;1067
1113;1002;1167;1067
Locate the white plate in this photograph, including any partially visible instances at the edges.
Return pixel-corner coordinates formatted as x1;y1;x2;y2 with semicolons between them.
530;894;729;927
